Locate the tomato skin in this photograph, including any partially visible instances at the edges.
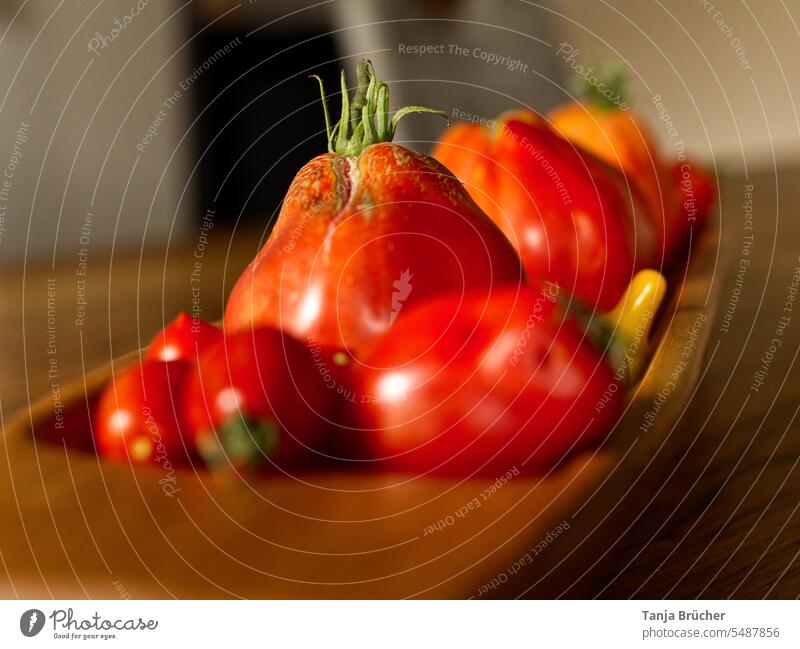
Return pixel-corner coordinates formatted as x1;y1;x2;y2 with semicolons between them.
146;313;222;362
304;341;364;450
357;287;622;476
223;142;524;357
549;100;666;244
181;328;337;470
433;111;650;311
94;360;191;465
549;102;716;265
669;160;715;241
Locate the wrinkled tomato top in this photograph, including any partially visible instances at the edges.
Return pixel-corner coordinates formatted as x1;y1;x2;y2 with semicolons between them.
225;142;524;355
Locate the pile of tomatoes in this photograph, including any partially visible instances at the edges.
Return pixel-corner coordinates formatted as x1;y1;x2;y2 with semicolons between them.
91;60;714;478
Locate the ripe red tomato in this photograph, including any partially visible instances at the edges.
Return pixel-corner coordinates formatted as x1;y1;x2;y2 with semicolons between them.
181;328;338;470
147;312;222;362
669;160;716;238
94;360;191;465
224;61;523;357
433;111;653;310
357;286;623;476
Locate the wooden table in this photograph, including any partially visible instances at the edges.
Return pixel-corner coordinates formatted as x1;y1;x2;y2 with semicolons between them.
1;168;798;598
598;168;800;599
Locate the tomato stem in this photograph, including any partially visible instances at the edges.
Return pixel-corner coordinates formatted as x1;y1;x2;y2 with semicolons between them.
565;269;668;384
198;414;279;470
309;74;333;150
576;64;629;111
312;59;449;156
601;269;667;384
563;296;629;377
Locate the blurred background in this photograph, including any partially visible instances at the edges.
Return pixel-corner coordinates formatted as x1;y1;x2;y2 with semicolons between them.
0;0;794;261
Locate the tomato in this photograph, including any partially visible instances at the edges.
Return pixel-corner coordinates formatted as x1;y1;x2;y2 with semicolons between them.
224;60;523;356
548;83;715;265
147;312;221;362
549;93;667;255
181;328;338;470
433;110;653;311
356;286;623;476
38;396;97;452
94;360;191;466
669;160;716;244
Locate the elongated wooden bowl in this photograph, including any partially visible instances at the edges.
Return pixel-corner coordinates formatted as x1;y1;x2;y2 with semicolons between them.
1;224;723;599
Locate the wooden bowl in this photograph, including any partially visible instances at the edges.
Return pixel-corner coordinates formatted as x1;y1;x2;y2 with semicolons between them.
1;225;723;599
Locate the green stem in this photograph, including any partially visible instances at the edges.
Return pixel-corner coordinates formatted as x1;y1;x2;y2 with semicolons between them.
312;58;449;156
350;60;370;133
376;82;389;140
575;64;629;111
336;70;350;152
198;414;279;470
559;294;629;380
309;74;332;149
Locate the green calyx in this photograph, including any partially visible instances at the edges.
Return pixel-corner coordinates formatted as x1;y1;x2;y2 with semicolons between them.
575;65;629;111
197;414;279;470
310;58;448;157
559;295;629;382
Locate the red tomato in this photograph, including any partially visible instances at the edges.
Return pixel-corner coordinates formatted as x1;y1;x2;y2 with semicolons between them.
181;328;337;470
147;312;222;362
549;91;666;237
433;110;653;310
357;286;623;476
224;61;523;357
94;360;191;465
669;160;716;238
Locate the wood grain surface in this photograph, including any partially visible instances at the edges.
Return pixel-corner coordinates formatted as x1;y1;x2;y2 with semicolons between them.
0;168;790;599
599;169;800;599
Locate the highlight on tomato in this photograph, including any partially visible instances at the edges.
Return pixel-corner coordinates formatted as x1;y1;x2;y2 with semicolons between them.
355;286;625;477
146;312;222;362
180;327;345;472
94;359;191;467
